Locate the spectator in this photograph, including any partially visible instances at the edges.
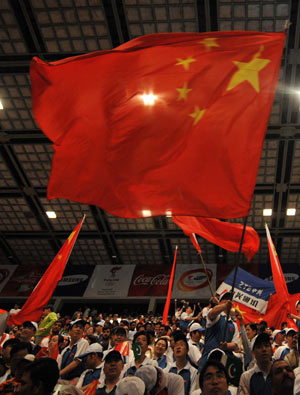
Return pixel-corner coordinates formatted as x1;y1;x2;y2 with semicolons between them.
76;343;103;390
35;305;58;345
270;359;295;395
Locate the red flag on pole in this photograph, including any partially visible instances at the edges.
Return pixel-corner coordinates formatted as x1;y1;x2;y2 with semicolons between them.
265;223;289;300
31;32;285;219
162;246;178;325
8;216;85;326
173;216;259;261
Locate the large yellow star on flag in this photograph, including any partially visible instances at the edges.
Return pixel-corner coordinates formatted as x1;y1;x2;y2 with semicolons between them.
227;46;270;93
199;37;219;51
189;106;206;125
176;82;192;101
176;56;196;71
68;231;76;244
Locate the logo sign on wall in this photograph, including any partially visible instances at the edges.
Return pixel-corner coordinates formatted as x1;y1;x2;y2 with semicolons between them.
0;266;18;293
54;265;95;297
84;265;135;297
259;264;300;294
172;264;216;299
128;265;171;297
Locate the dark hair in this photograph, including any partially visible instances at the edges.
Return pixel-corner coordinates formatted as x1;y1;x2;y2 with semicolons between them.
133;330;151;345
86;334;97;344
199;360;229;389
43;305;53;312
245;323;258;333
54;319;64;327
23;358;59;395
173;333;189;351
170;329;185;338
10;342;32;358
154;337;168;350
2;338;20;349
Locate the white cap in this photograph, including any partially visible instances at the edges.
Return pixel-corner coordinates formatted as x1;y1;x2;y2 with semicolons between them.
96;320;105;327
78;342;103;359
30;322;38;331
135;365;157;392
189;323;205;333
116;376;145;395
24;354;35;362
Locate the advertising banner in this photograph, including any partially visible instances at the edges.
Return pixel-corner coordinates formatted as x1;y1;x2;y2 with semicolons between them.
259;264;300;295
217;267;275;313
54;265;95;296
84;265;135;297
128;265;171;297
0;265;46;296
172;264;217;299
0;266;18;293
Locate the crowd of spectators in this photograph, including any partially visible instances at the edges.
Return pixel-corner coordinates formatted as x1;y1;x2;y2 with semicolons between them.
0;295;299;394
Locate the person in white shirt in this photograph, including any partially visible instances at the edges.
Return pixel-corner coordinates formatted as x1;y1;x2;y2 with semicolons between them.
188;323;205;367
274;328;297;360
59;319;89;380
126;330;157;375
96;350;124;394
168;333;198;395
76;343;103;391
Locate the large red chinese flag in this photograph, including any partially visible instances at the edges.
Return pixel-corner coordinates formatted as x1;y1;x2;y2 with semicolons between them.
8;216;85;326
173;216;260;261
31;32;285;219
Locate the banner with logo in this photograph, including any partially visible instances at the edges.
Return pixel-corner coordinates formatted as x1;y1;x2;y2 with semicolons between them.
0;265;46;296
54;265;95;296
172;264;217;299
84;265;135;297
259;264;300;295
217;267;275;313
0;266;18;293
128;265;171;297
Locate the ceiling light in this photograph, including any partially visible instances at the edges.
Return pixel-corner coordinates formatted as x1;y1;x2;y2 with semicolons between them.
0;100;3;110
287;208;296;216
142;210;152;217
46;211;57;219
141;93;157;105
166;210;172;217
263;209;272;216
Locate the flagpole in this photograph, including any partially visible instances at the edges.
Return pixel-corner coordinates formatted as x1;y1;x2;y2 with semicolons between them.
197;245;214;298
222;215;248;342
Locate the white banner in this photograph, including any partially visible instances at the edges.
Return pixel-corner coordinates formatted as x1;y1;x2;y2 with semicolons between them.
0;265;18;293
172;264;216;299
84;265;136;297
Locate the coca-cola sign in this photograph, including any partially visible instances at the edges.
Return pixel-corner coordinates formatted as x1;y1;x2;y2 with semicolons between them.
128;265;172;297
133;274;170;286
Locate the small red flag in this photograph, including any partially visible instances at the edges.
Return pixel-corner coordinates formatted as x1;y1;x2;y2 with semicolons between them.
173;216;259;262
49;341;59;360
162;246;178;325
35;347;48;359
8;216;85;326
115;341;130;357
83;380;98;395
31;32;285;219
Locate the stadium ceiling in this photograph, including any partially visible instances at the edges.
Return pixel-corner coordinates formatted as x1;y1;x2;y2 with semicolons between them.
0;0;300;268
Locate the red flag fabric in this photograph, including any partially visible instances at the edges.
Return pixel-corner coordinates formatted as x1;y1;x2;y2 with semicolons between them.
83;380;98;395
115;341;130;357
173;216;259;262
8;216;85;326
35;347;48;359
49;341;59;360
163;246;178;325
31;32;285;219
265;223;289;302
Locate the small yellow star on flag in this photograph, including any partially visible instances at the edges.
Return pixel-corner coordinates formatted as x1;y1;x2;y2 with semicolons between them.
227;45;270;93
176;56;196;71
199;37;219;51
176;82;192;101
68;231;75;244
189;106;206;125
57;254;62;260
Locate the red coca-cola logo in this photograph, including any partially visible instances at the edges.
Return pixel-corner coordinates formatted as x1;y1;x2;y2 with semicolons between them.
133;274;170;286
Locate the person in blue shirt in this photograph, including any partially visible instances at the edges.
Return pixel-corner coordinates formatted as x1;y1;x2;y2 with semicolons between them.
153;337;169;369
199;292;239;372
